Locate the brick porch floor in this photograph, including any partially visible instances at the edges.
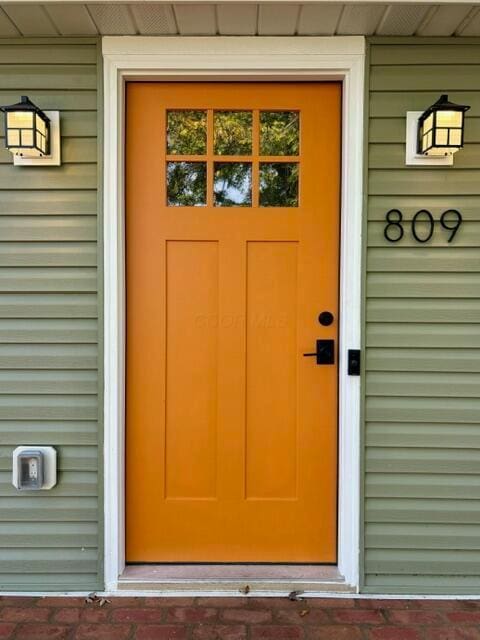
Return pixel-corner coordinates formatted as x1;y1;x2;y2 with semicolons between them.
0;595;479;639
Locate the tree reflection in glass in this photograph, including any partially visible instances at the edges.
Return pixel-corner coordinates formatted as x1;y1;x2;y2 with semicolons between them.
259;163;298;207
167;162;207;206
214;111;252;155
214;163;252;207
167;110;207;155
260;112;299;156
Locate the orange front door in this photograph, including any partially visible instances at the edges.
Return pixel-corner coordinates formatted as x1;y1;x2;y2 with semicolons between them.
126;82;341;563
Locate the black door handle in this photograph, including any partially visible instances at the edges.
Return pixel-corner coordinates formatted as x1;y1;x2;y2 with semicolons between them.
303;339;335;365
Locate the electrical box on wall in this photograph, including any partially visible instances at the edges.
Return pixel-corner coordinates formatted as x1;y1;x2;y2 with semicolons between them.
12;446;57;491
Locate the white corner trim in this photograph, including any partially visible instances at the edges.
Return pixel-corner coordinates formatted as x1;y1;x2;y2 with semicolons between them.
103;35;365;593
337;52;364;591
405;111;453;166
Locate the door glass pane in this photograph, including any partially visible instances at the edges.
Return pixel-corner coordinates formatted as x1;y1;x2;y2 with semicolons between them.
214;111;252;155
259;163;299;207
167;162;207;206
167;110;207;155
260;112;299;156
214;162;252;207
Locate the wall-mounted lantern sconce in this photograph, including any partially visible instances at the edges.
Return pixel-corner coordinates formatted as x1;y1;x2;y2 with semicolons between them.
418;95;470;157
406;94;470;166
1;96;50;157
0;95;61;166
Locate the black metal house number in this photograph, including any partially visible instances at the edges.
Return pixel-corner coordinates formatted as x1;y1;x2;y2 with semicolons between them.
384;209;463;243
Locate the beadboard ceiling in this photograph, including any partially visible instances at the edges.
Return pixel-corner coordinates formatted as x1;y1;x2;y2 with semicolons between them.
0;3;479;37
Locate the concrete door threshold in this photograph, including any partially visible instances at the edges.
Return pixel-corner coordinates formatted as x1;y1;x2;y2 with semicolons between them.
117;564;355;594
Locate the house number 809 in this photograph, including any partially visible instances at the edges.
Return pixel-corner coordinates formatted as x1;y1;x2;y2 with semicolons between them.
384;209;462;243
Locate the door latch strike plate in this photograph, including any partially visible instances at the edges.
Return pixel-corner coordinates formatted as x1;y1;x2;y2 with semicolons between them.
348;349;361;376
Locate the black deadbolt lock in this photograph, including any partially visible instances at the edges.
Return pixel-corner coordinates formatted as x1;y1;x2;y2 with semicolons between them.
303;339;335;365
318;311;334;326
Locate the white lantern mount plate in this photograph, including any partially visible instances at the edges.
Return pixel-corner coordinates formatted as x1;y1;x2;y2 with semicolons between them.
14;111;61;167
405;111;453;167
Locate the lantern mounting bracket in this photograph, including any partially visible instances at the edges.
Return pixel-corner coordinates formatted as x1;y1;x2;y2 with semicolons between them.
405;112;453;167
14;111;61;167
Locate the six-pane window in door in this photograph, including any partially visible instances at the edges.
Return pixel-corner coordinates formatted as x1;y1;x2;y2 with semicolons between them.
165;109;300;207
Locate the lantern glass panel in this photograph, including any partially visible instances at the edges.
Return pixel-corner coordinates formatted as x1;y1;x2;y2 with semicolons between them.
420;133;426;153
428;147;448;156
435;129;449;146
450;129;462;146
21;130;33;146
36;114;46;136
437;111;462;128
7;111;33;128
424;113;434;133
7;130;19;146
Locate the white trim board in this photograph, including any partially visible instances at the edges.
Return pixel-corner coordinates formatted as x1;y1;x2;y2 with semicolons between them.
103;35;365;593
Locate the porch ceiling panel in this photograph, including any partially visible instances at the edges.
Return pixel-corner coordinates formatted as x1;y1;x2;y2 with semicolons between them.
0;2;480;37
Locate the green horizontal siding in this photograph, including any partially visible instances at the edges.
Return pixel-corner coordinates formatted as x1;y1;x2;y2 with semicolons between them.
0;319;97;343
0;191;98;215
0;244;97;267
367;300;480;324
0;268;97;292
0;216;97;241
367;324;480;347
367;474;480;500
364;38;480;595
367;522;480;549
0;522;98;546
0;39;101;592
0;65;96;90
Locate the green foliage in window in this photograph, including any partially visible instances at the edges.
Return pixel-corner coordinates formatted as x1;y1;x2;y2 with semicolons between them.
214;111;252;155
260;112;299;156
167;111;207;155
214;163;252;207
167;162;206;206
260;163;299;207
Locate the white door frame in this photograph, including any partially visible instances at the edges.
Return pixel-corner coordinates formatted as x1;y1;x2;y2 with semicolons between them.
103;35;365;593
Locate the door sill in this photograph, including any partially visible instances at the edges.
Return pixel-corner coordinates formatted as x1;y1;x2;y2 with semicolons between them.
117;564;355;594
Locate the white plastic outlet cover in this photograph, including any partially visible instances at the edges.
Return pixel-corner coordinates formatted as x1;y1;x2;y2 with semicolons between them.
405;111;453;167
12;445;57;490
14;111;61;167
